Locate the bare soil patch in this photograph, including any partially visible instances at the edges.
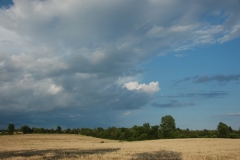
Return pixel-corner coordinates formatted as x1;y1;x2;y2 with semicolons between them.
0;134;239;159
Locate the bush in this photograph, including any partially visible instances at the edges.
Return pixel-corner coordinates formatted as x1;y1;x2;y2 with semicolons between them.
229;133;239;139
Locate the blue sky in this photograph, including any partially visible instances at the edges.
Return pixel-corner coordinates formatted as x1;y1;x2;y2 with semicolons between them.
0;0;239;130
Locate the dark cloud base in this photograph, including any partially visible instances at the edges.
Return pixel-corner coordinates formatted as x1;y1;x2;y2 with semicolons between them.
176;74;240;84
159;91;228;99
152;100;195;108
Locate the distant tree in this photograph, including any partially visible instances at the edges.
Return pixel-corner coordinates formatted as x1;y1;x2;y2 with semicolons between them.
217;122;229;138
160;115;176;138
132;125;143;140
32;127;37;133
198;129;210;138
32;127;46;134
56;126;62;133
50;128;55;133
45;129;49;133
21;125;32;134
149;125;159;139
228;126;233;133
72;128;79;134
8;124;15;134
66;128;71;134
0;129;7;135
143;123;150;133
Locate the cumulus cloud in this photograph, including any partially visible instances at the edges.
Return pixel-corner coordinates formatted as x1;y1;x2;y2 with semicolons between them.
123;81;160;94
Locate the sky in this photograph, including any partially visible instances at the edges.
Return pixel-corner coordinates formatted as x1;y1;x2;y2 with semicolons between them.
0;0;239;130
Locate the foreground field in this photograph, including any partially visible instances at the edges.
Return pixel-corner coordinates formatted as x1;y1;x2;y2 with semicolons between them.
0;134;239;160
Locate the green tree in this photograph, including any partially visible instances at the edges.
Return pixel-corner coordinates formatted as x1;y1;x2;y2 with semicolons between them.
149;125;159;139
8;123;15;134
143;123;150;133
21;125;32;134
50;128;55;133
217;122;229;138
56;126;62;133
160;115;176;138
65;128;72;134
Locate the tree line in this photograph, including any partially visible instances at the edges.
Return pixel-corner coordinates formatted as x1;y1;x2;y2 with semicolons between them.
1;115;239;140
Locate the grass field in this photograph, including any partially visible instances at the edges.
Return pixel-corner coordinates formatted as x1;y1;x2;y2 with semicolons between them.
0;134;239;160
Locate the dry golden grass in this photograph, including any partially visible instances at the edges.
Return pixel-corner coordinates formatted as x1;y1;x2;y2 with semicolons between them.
0;134;239;160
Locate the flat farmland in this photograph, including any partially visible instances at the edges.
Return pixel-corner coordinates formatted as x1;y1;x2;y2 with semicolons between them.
0;134;239;160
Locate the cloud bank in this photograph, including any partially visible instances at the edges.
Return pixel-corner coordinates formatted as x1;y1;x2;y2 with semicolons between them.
0;0;240;127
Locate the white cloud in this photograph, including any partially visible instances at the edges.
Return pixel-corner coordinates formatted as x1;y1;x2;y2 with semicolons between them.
116;76;140;85
124;111;131;116
123;81;160;94
146;26;165;37
218;24;240;43
48;84;62;95
0;61;5;68
174;24;228;51
174;54;188;58
90;50;106;64
193;25;223;44
169;25;197;33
